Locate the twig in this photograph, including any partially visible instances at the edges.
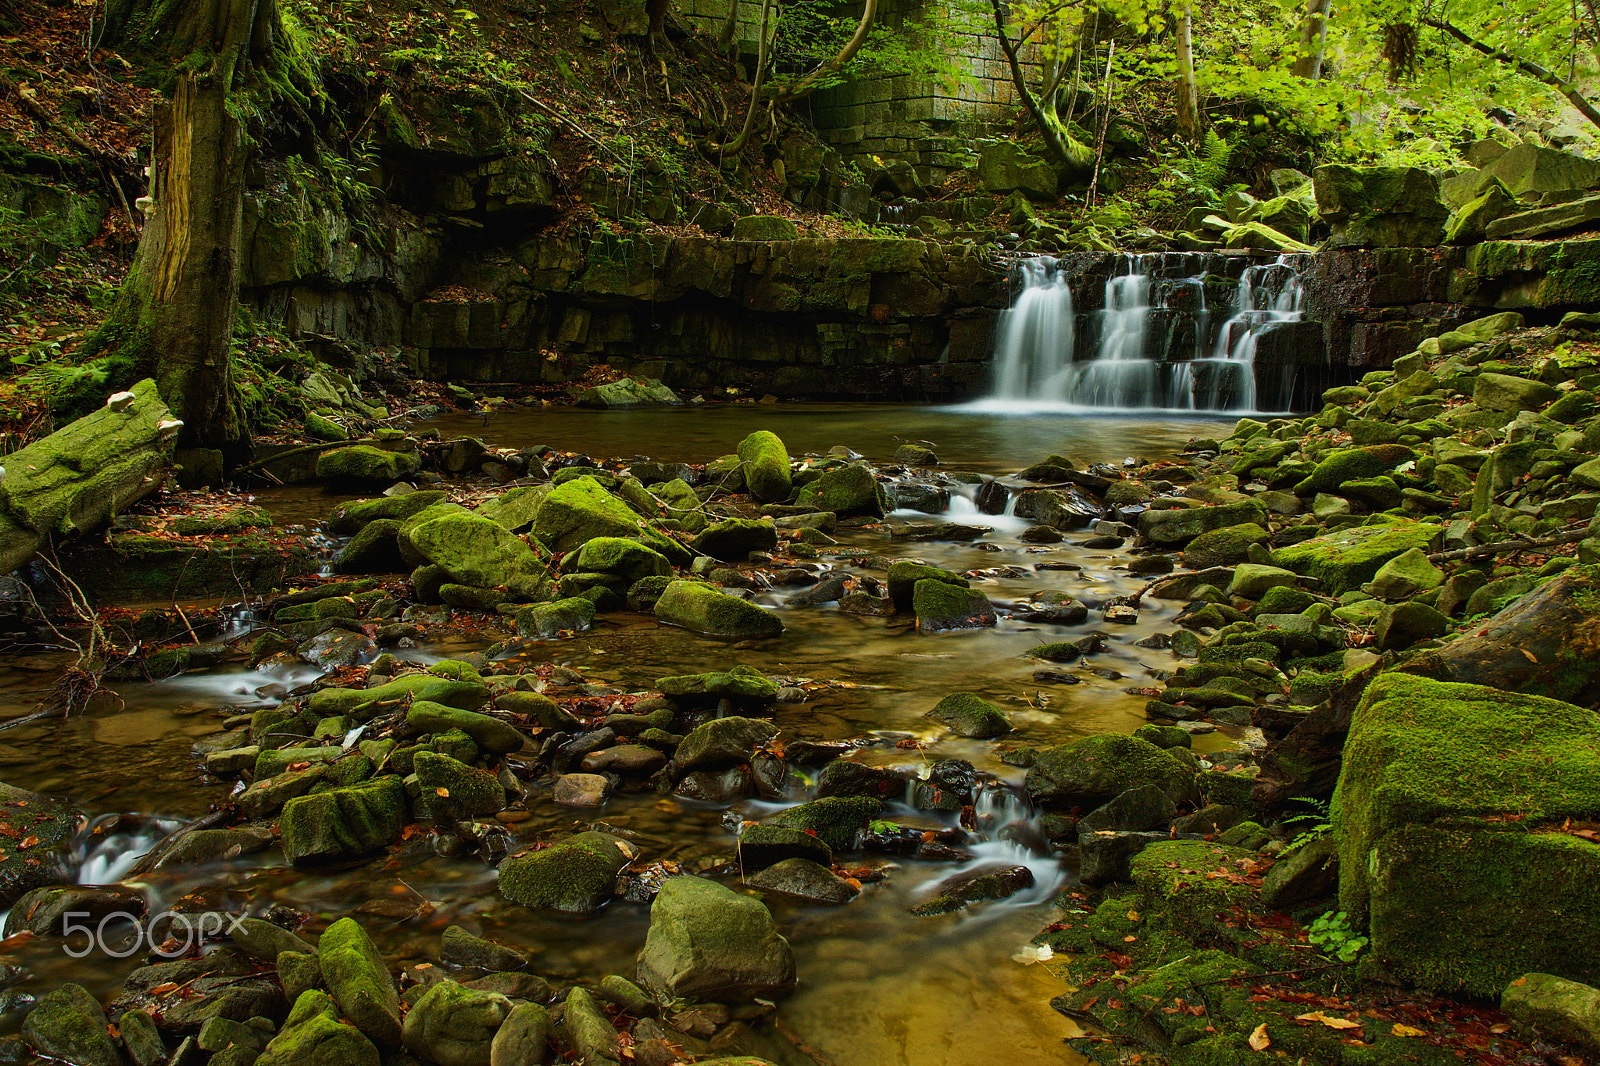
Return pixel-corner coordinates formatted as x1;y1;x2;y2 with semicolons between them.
510;87;629;164
232;437;378;477
1426;524;1589;564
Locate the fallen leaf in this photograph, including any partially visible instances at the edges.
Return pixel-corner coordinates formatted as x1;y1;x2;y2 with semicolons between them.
435;787;450;798
1391;1023;1426;1038
1511;976;1528;987
1296;1011;1360;1030
1126;909;1140;921
1521;649;1538;663
1248;1023;1270;1051
17;835;37;850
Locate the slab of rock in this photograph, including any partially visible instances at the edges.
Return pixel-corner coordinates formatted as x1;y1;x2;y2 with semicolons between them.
635;876;797;1001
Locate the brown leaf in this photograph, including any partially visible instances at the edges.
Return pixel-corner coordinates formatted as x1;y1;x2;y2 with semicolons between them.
435;787;450;798
1296;1011;1360;1030
1521;649;1538;663
17;835;37;850
1390;1023;1426;1038
1248;1023;1270;1051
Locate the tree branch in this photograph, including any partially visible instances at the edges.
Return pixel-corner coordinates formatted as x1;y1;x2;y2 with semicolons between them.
770;0;879;104
988;0;1092;173
1423;16;1600;129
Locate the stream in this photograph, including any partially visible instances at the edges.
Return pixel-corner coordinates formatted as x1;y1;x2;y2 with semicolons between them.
0;403;1238;1066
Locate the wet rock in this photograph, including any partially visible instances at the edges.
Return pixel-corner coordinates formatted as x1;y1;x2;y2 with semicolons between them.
674;767;753;803
635;876;797;1002
1260;835;1338;908
4;886;144;937
885;561;967;610
735;825;832;869
654;580;784;639
581;745;668;776
230;917;316;963
156;827;274;867
927;692;1011;738
1013;591;1088;624
408;703;526;755
796;465;887;518
891;483;949;513
532;477;688;564
1077;785;1178;835
561;987;619;1064
675;716;777;773
497;832;635;912
1137;501;1267;546
912;579;996;631
256;990;379;1066
118;1009;166;1066
402;980;512;1066
553;773;611;807
21;983;116;1066
911;864;1034;915
1502;972;1600;1053
693;519;779;561
328;492;450;536
515;597;596;639
489;1003;551;1066
745;858;859;904
1078;831;1173;885
320;917;402;1047
815;760;906;800
238;764;326;819
657;667;779;706
416;752;506;821
1024;734;1195;809
760;796;878;852
441;926;528;973
0;782;82;907
335;519;405;574
310;673;489;718
280;778;408;864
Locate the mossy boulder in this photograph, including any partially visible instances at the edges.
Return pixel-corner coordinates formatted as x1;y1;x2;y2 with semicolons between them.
497;831;634;912
414;751;505;821
327;491;448;536
401;512;547;598
912;578;996;630
654;579;784;639
1313;164;1448;247
761;796;880;852
316;445;421;486
256;990;380;1066
1137;500;1268;546
1305;444;1416;493
1179;522;1269;569
514;597;597;639
675;716;777;771
532;476;689;564
572;536;672;584
401;980;513;1066
475;485;549;533
308;674;489;719
796;465;888;518
928;692;1011;738
1446;179;1518;244
280;777;408;863
1025;734;1195;809
885;561;967;610
731;215;799;241
318;919;401;1047
21;983;117;1066
1474;372;1561;414
1501;972;1600;1052
657;666;779;705
736;431;792;503
335;519;405;574
1273;521;1442;595
692;518;779;561
635;875;797;1002
0;781;81;907
1336;672;1600;994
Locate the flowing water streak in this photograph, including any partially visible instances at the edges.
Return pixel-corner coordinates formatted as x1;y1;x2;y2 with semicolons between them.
990;257;1074;400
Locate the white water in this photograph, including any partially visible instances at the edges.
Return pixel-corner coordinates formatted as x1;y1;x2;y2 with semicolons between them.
981;252;1310;414
77;816;179;885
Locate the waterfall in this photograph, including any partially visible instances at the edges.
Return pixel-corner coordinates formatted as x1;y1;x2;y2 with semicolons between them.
984;251;1310;413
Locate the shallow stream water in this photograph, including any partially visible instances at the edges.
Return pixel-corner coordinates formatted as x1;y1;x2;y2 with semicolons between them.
0;403;1236;1066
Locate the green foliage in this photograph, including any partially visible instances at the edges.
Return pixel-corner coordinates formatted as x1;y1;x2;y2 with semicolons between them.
1281;795;1334;856
1307;910;1368;962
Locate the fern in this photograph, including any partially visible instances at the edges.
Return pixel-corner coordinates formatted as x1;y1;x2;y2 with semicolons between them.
1280;794;1334;856
1190;129;1233;189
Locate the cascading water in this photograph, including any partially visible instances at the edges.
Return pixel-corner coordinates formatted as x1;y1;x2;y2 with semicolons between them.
984;251;1310;413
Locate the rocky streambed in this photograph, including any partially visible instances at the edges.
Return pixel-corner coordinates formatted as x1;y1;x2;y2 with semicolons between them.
8;315;1600;1066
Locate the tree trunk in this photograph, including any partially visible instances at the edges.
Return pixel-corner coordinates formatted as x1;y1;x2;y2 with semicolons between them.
81;0;270;458
1175;1;1199;138
1292;0;1331;78
988;0;1094;174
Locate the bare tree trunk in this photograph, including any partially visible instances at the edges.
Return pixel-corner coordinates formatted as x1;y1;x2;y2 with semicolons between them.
80;0;274;457
717;0;741;54
988;0;1093;174
1425;15;1600;129
1293;0;1331;78
1175;0;1199;138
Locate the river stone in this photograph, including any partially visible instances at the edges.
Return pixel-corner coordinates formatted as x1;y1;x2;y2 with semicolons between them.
402;512;547;598
654;580;783;639
1228;564;1298;599
415;751;506;821
328;491;450;536
1260;835;1339;908
692;518;778;561
402;980;512;1066
316;445;421;486
912;579;996;630
21;983;117;1066
736;431;792;503
760;796;879;852
635;876;797;1002
657;666;778;706
1367;547;1444;600
1179;522;1270;569
256;990;380;1066
230;917;316;963
558;987;617;1064
1313;164;1447;247
280;777;407;863
309;673;490;718
1305;444;1416;493
514;597;596;639
1474;373;1560;414
319;918;401;1047
119;1009;166;1066
441;926;528;973
674;716;777;772
1137;501;1268;545
552;773;611;807
571;537;671;586
335;518;405;573
815;760;906;800
927;692;1011;737
744;858;858;904
885;561;967;610
532;476;688;564
490;1003;552;1066
911;864;1035;915
408;702;525;754
1273;521;1442;595
1077;784;1178;834
1025;734;1195;809
0;781;81;907
796;464;888;518
1502;972;1600;1052
497;831;635;912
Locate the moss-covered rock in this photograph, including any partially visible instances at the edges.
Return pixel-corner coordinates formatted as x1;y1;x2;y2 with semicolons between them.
497;831;634;912
316;445;421;486
407;702;523;754
761;796;879;852
927;692;1011;738
401;511;547;598
572;536;672;584
1305;444;1416;493
1180;522;1269;569
884;561;967;610
532;476;689;564
1313;164;1448;247
0;781;81;907
1273;521;1442;595
736;430;792;504
635;875;797;1001
414;751;505;821
1336;672;1600;994
675;716;777;771
1137;500;1268;545
280;778;408;863
654;579;783;639
1025;734;1195;809
308;673;490;718
256;990;380;1066
912;578;996;630
795;464;888;518
657;665;778;705
692;518;778;562
400;980;512;1066
319;918;402;1047
731;215;799;241
21;983;117;1066
513;597;597;639
327;491;449;537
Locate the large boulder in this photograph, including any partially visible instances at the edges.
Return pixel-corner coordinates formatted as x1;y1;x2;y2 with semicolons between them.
1313;165;1448;247
1137;500;1267;546
911;579;996;631
497;832;635;912
401;980;512;1066
402;512;548;598
1024;734;1195;809
531;476;688;564
692;518;778;561
21;983;118;1066
654;580;784;639
1483;143;1600;199
1401;564;1600;704
280;778;408;863
574;377;679;408
0;377;176;574
796;465;888;518
327;491;449;536
316;445;421;486
1336;673;1600;995
736;431;792;504
319;918;402;1047
976;141;1056;199
571;537;672;585
257;990;380;1066
1273;521;1442;595
675;716;778;772
1502;972;1600;1053
635;876;797;1001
